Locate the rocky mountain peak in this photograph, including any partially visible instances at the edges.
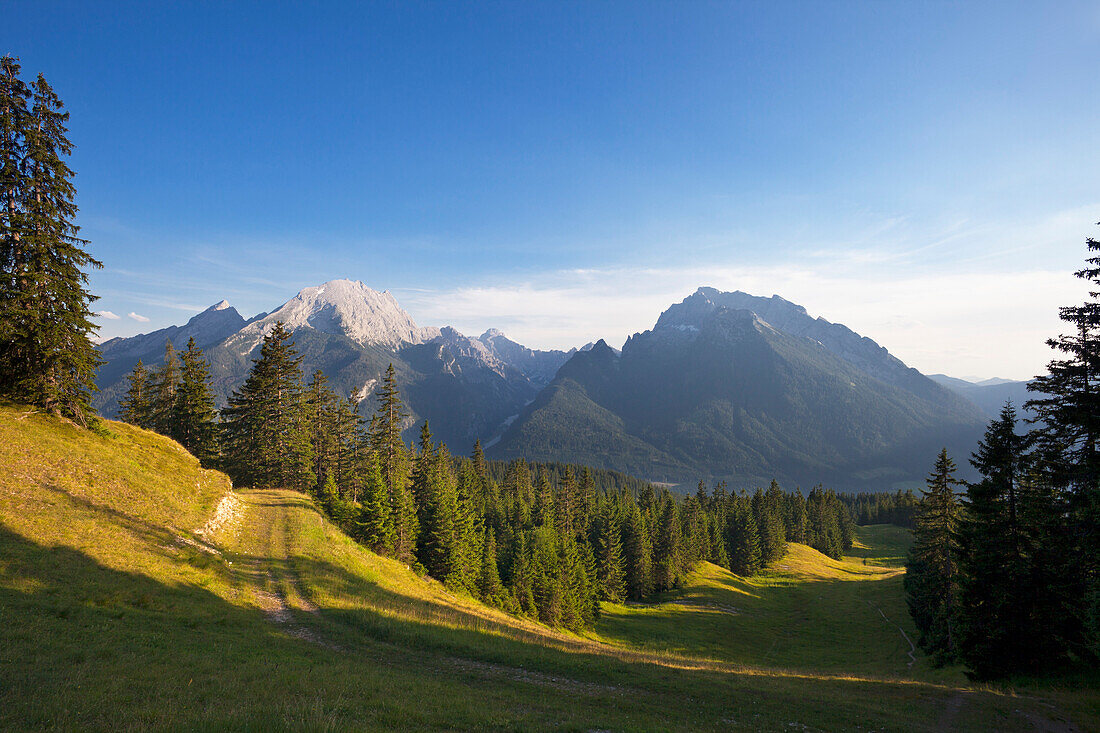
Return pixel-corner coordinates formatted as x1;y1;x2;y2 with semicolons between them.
226;279;441;352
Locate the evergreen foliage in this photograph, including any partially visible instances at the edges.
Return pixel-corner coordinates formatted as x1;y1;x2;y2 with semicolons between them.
357;455;394;554
0;57;101;424
956;403;1058;677
221;322;314;491
119;359;152;428
169;338;219;465
905;448;962;666
1026;228;1100;661
840;490;919;528
149;340;178;435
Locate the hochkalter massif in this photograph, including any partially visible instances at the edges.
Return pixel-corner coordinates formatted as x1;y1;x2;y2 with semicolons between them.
95;282;988;490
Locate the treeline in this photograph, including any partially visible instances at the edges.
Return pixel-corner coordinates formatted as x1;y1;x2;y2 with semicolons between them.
839;490;919;528
906;235;1099;679
119;322;853;631
482;460;657;498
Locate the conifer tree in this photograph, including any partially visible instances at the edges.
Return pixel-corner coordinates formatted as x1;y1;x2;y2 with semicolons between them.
221;322;314;490
149;340;178;435
958;403;1045;677
622;498;652;600
370;363;407;494
170;337;218;464
477;527;503;601
754;485;787;565
391;474;419;566
653;495;682;591
1027;230;1100;658
419;445;461;584
453;461;481;591
726;497;762;576
595;502;626;602
533;469;555;528
306;370;338;487
472;438;488;482
0;58;102;425
358;454;395;554
119;359;152;428
806;486;843;559
556;466;577;538
578;467;596;534
905;449;962;665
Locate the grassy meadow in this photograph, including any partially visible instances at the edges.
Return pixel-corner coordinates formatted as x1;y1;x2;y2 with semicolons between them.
1;405;1095;731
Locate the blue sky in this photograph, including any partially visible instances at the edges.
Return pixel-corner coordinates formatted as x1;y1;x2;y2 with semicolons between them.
6;1;1099;378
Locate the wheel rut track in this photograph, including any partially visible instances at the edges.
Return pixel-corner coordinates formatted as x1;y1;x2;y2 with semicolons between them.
235;489;625;698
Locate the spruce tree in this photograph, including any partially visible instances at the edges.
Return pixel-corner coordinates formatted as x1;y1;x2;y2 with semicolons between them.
958;403;1047;677
170;337;218;464
119;359;152;428
453;461;481;591
477;527;503;601
391;473;419;566
149;340;178;435
754;484;787;565
595;502;626;602
358;454;395;554
370;363;407;494
556;466;577;538
1027;230;1100;659
622;498;652;600
905;448;963;665
725;497;762;576
653;495;682;591
578;466;596;534
221;322;314;490
533;469;555;528
0;59;102;424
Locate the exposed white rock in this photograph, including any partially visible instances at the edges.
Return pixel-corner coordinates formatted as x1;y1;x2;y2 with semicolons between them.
355;379;378;403
225;279;441;353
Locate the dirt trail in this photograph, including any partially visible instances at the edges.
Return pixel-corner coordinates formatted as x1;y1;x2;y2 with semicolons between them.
865;600;916;668
228;489;624;697
238;493;339;650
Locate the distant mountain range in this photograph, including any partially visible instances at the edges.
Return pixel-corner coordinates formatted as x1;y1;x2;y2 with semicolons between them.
95;279;574;450
96;281;1019;490
927;374;1037;421
491;288;987;489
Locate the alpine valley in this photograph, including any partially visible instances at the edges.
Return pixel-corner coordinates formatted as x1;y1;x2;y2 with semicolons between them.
95;281;1012;490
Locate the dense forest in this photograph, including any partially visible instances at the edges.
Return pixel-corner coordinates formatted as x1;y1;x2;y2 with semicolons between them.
905;234;1100;678
116;326;854;630
840;490;920;528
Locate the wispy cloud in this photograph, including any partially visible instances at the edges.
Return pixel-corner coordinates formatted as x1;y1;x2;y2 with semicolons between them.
128;312;150;323
97;310;121;320
400;262;1087;381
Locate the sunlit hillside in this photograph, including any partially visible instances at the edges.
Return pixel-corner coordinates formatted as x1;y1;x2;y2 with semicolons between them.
1;405;1092;731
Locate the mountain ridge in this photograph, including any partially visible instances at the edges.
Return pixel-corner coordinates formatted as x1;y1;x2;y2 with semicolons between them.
96;281;994;488
492;290;987;489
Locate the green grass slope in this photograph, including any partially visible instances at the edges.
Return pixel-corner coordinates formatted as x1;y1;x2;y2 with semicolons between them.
1;405;1094;731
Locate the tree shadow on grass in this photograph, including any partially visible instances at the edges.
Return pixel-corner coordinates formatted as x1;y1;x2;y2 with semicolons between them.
0;524;1088;732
